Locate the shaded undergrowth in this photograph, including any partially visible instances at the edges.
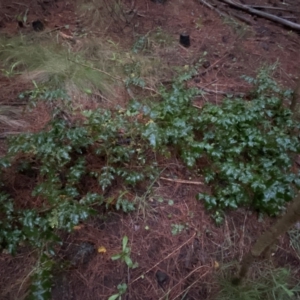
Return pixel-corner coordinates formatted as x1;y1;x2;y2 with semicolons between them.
0;29;300;298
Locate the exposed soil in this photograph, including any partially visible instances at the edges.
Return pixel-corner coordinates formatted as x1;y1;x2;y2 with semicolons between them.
0;0;300;299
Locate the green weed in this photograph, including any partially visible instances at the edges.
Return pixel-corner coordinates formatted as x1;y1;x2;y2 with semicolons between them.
111;236;138;269
108;283;127;300
171;223;188;235
1;61;21;77
217;267;300;300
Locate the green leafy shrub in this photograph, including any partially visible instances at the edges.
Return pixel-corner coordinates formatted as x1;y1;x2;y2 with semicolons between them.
19;80;70;108
28;254;55;300
196;69;299;221
0;65;299;297
124;61;146;88
128;67;300;223
136;70;202;166
0;106;155;297
1;107;157;253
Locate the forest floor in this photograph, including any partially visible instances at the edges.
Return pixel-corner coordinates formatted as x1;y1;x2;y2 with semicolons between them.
0;0;300;299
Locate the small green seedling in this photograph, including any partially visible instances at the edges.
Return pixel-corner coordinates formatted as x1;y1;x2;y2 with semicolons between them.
108;283;127;300
1;62;21;78
171;223;188;235
16;9;29;26
111;236;138;269
168;199;174;206
195;17;203;29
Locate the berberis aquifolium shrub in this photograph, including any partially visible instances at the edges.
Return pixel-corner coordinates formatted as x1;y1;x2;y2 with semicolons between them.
0;65;200;258
1;68;299;253
0;67;299;297
0;107;156;298
196;69;300;223
136;67;300;223
1;108;156;253
136;68;203;167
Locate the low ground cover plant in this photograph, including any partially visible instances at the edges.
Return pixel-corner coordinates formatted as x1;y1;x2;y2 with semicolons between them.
0;66;299;297
196;69;299;222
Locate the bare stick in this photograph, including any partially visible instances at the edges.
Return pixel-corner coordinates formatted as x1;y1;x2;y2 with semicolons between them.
160;177;204;185
200;87;245;97
197;0;228;18
197;0;253;26
219;0;300;31
130;232;196;285
43;26;67;35
159;268;210;300
250;6;297;13
229;10;254;25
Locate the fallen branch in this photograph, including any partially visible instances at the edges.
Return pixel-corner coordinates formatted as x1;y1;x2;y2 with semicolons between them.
159;268;210;300
250;5;296;13
197;0;254;26
160;177;204;185
229;10;254;25
197;0;228;18
200;87;245;97
219;0;300;31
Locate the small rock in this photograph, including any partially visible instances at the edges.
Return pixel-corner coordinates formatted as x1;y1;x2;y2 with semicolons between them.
32;20;44;32
202;61;211;69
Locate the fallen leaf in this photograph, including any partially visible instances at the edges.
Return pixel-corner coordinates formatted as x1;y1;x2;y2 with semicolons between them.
214;261;220;270
73;225;83;230
98;246;107;253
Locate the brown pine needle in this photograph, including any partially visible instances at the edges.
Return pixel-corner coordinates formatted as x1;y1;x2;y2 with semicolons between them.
129;232;196;285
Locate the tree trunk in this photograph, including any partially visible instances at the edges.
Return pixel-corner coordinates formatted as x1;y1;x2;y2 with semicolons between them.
234;193;300;285
290;78;300;115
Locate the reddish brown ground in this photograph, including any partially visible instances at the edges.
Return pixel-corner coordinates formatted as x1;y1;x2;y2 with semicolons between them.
0;0;300;299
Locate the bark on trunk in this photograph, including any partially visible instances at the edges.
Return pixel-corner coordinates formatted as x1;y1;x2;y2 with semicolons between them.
234;194;300;284
290;79;300;114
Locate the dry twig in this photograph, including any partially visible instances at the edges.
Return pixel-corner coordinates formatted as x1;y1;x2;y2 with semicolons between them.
197;0;227;18
159;268;210;300
219;0;300;31
160;177;204;186
130;232;196;285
